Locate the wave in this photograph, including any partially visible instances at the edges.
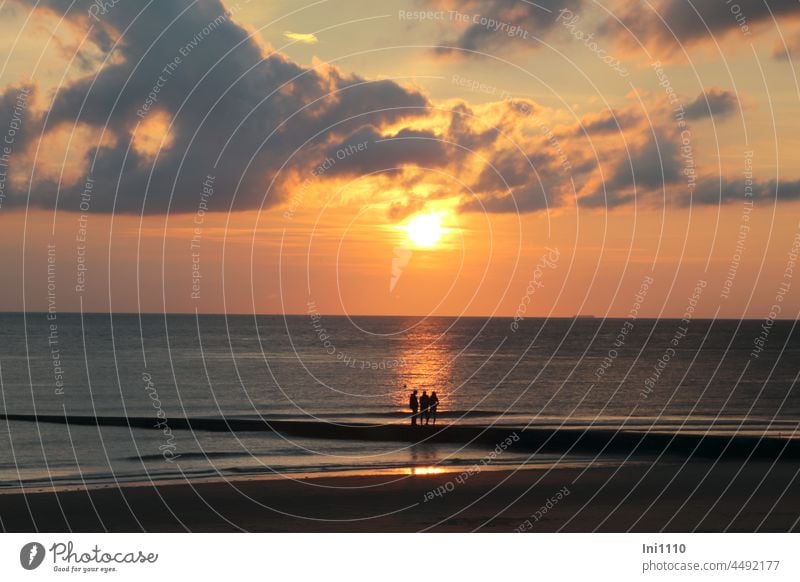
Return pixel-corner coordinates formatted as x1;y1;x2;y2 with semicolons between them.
232;410;520;420
2;413;798;460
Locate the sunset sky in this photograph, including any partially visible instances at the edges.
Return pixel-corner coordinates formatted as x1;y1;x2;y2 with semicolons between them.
1;0;800;319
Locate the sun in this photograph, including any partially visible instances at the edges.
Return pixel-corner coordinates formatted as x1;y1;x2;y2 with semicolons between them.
404;213;444;247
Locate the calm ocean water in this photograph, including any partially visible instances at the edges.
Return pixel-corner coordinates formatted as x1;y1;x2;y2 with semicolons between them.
1;313;798;489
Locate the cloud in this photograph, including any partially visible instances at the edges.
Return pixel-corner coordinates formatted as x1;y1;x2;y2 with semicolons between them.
772;34;800;60
460;182;553;213
684;88;738;120
4;0;797;221
3;0;429;214
0;83;39;153
387;197;427;220
608;130;680;191
571;107;640;136
458;122;594;214
446;103;502;150
283;31;318;44
317;125;451;177
423;0;584;56
578;130;681;209
690;177;800;206
578;131;800;210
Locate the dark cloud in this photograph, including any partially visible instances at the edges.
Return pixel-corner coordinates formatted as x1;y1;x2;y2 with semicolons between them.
424;0;584;56
690;177;800;205
0;83;44;208
316;102;509;186
581;163;800;211
5;0;430;214
447;103;501;150
0;83;39;152
472;148;556;193
579;187;634;209
607;130;680;192
460;182;553;213
603;0;800;52
571;107;640;136
5;1;797;221
579;131;681;209
318;126;450;177
684;88;738;120
772;35;800;60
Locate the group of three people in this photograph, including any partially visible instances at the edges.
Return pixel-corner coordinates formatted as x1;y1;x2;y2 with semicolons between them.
407;386;439;426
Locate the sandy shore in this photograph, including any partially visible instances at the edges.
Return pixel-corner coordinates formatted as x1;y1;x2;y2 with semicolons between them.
1;459;798;532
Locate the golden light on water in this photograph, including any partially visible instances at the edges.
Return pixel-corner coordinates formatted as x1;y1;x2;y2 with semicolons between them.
390;319;455;411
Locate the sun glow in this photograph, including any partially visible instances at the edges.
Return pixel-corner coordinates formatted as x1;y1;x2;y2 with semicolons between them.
404;213;444;248
407;466;446;476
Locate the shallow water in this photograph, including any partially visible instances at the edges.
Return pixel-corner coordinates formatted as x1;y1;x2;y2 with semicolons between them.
1;313;798;488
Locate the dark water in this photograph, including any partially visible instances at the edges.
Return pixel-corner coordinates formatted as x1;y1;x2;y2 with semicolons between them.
1;313;798;488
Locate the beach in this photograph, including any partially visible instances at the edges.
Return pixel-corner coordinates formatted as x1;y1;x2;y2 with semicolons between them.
2;459;798;532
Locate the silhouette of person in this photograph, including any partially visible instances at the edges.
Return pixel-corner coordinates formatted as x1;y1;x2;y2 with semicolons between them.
420;390;430;425
429;391;439;425
409;388;419;426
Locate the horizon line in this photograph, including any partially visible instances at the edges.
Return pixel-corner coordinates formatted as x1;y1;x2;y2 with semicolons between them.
0;310;795;322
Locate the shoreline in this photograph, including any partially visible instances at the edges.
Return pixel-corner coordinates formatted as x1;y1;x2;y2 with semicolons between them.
4;414;799;460
0;459;627;497
2;459;798;532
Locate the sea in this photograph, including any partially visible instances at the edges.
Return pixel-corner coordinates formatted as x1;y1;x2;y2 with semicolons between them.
1;313;798;490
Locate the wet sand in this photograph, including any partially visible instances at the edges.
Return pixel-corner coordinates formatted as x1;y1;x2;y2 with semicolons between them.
2;459;798;532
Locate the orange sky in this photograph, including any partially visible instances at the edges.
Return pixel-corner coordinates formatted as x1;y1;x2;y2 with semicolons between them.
1;0;800;319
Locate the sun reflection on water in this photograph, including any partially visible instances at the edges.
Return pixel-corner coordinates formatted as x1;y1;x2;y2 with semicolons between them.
405;466;447;476
390;319;456;412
